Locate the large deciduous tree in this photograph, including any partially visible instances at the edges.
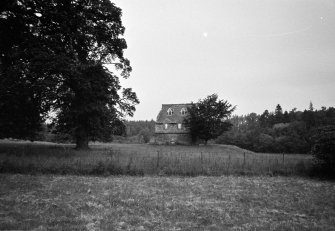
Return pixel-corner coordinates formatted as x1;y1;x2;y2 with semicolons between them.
184;94;235;144
0;0;138;149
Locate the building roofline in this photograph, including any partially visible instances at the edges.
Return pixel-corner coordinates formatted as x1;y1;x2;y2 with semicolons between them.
162;103;193;106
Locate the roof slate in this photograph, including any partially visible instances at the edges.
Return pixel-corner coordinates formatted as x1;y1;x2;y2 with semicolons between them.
156;104;192;123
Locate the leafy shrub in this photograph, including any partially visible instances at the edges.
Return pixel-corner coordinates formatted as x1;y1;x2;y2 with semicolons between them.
311;125;335;177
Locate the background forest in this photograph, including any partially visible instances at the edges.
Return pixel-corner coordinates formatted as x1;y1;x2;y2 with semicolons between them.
122;103;335;154
217;103;335;153
37;103;335;154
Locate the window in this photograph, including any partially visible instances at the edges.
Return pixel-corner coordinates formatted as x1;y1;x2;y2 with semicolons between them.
167;108;173;116
178;123;182;129
181;107;187;116
164;124;168;129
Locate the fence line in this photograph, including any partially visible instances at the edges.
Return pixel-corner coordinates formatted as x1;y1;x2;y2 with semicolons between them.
0;143;312;176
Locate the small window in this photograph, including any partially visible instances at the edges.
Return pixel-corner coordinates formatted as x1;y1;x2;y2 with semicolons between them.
164;124;168;129
178;123;182;129
167;108;173;116
181;108;187;115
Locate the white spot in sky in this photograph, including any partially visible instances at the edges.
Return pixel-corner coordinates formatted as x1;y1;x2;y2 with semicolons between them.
203;32;208;38
320;16;324;20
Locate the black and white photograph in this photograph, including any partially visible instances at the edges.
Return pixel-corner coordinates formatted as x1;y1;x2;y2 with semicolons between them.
1;0;335;230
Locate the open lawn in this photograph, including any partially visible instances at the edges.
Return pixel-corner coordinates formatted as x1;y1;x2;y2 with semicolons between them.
0;174;334;230
0;140;312;176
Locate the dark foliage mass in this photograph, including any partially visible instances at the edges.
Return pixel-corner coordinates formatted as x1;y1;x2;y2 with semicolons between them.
39;120;155;144
311;125;335;177
216;104;335;154
184;94;235;144
0;0;138;149
124;120;155;143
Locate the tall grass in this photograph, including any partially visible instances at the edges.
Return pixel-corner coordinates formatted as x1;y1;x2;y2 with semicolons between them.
0;141;312;176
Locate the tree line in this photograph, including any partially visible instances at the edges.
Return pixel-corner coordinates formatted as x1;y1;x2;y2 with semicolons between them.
119;120;155;143
216;103;335;154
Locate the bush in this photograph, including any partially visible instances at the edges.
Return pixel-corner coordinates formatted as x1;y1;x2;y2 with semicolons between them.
311;125;335;177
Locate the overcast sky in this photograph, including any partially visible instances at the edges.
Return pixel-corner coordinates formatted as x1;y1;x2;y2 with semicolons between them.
112;0;335;120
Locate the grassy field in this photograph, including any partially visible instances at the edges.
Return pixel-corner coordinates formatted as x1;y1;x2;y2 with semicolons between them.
0;140;312;176
0;174;334;230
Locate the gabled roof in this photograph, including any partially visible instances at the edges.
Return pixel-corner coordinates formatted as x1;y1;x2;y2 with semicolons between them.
156;104;192;123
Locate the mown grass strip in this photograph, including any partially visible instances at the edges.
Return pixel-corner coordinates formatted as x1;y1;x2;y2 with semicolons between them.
0;174;334;230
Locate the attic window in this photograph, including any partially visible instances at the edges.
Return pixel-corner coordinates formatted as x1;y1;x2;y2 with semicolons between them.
181;108;187;115
167;108;173;116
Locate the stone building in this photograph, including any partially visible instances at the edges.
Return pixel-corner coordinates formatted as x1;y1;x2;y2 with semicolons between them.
153;104;192;144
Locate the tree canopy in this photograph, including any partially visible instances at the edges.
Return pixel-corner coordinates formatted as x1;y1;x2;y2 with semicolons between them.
184;94;235;144
0;0;138;148
217;104;335;154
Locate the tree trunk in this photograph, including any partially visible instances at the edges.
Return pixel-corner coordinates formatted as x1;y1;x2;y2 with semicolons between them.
75;127;89;150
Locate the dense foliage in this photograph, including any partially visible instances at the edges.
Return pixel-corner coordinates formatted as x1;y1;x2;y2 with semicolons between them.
217;104;335;154
124;120;155;143
184;94;235;144
0;0;138;148
311;125;335;176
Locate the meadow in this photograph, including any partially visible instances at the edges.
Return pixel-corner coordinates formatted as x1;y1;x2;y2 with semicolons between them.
1;140;334;230
1;174;334;230
0;140;312;176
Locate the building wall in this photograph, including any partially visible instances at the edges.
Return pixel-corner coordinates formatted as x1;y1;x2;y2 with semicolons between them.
154;103;192;144
153;123;191;144
155;123;188;134
153;133;191;145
